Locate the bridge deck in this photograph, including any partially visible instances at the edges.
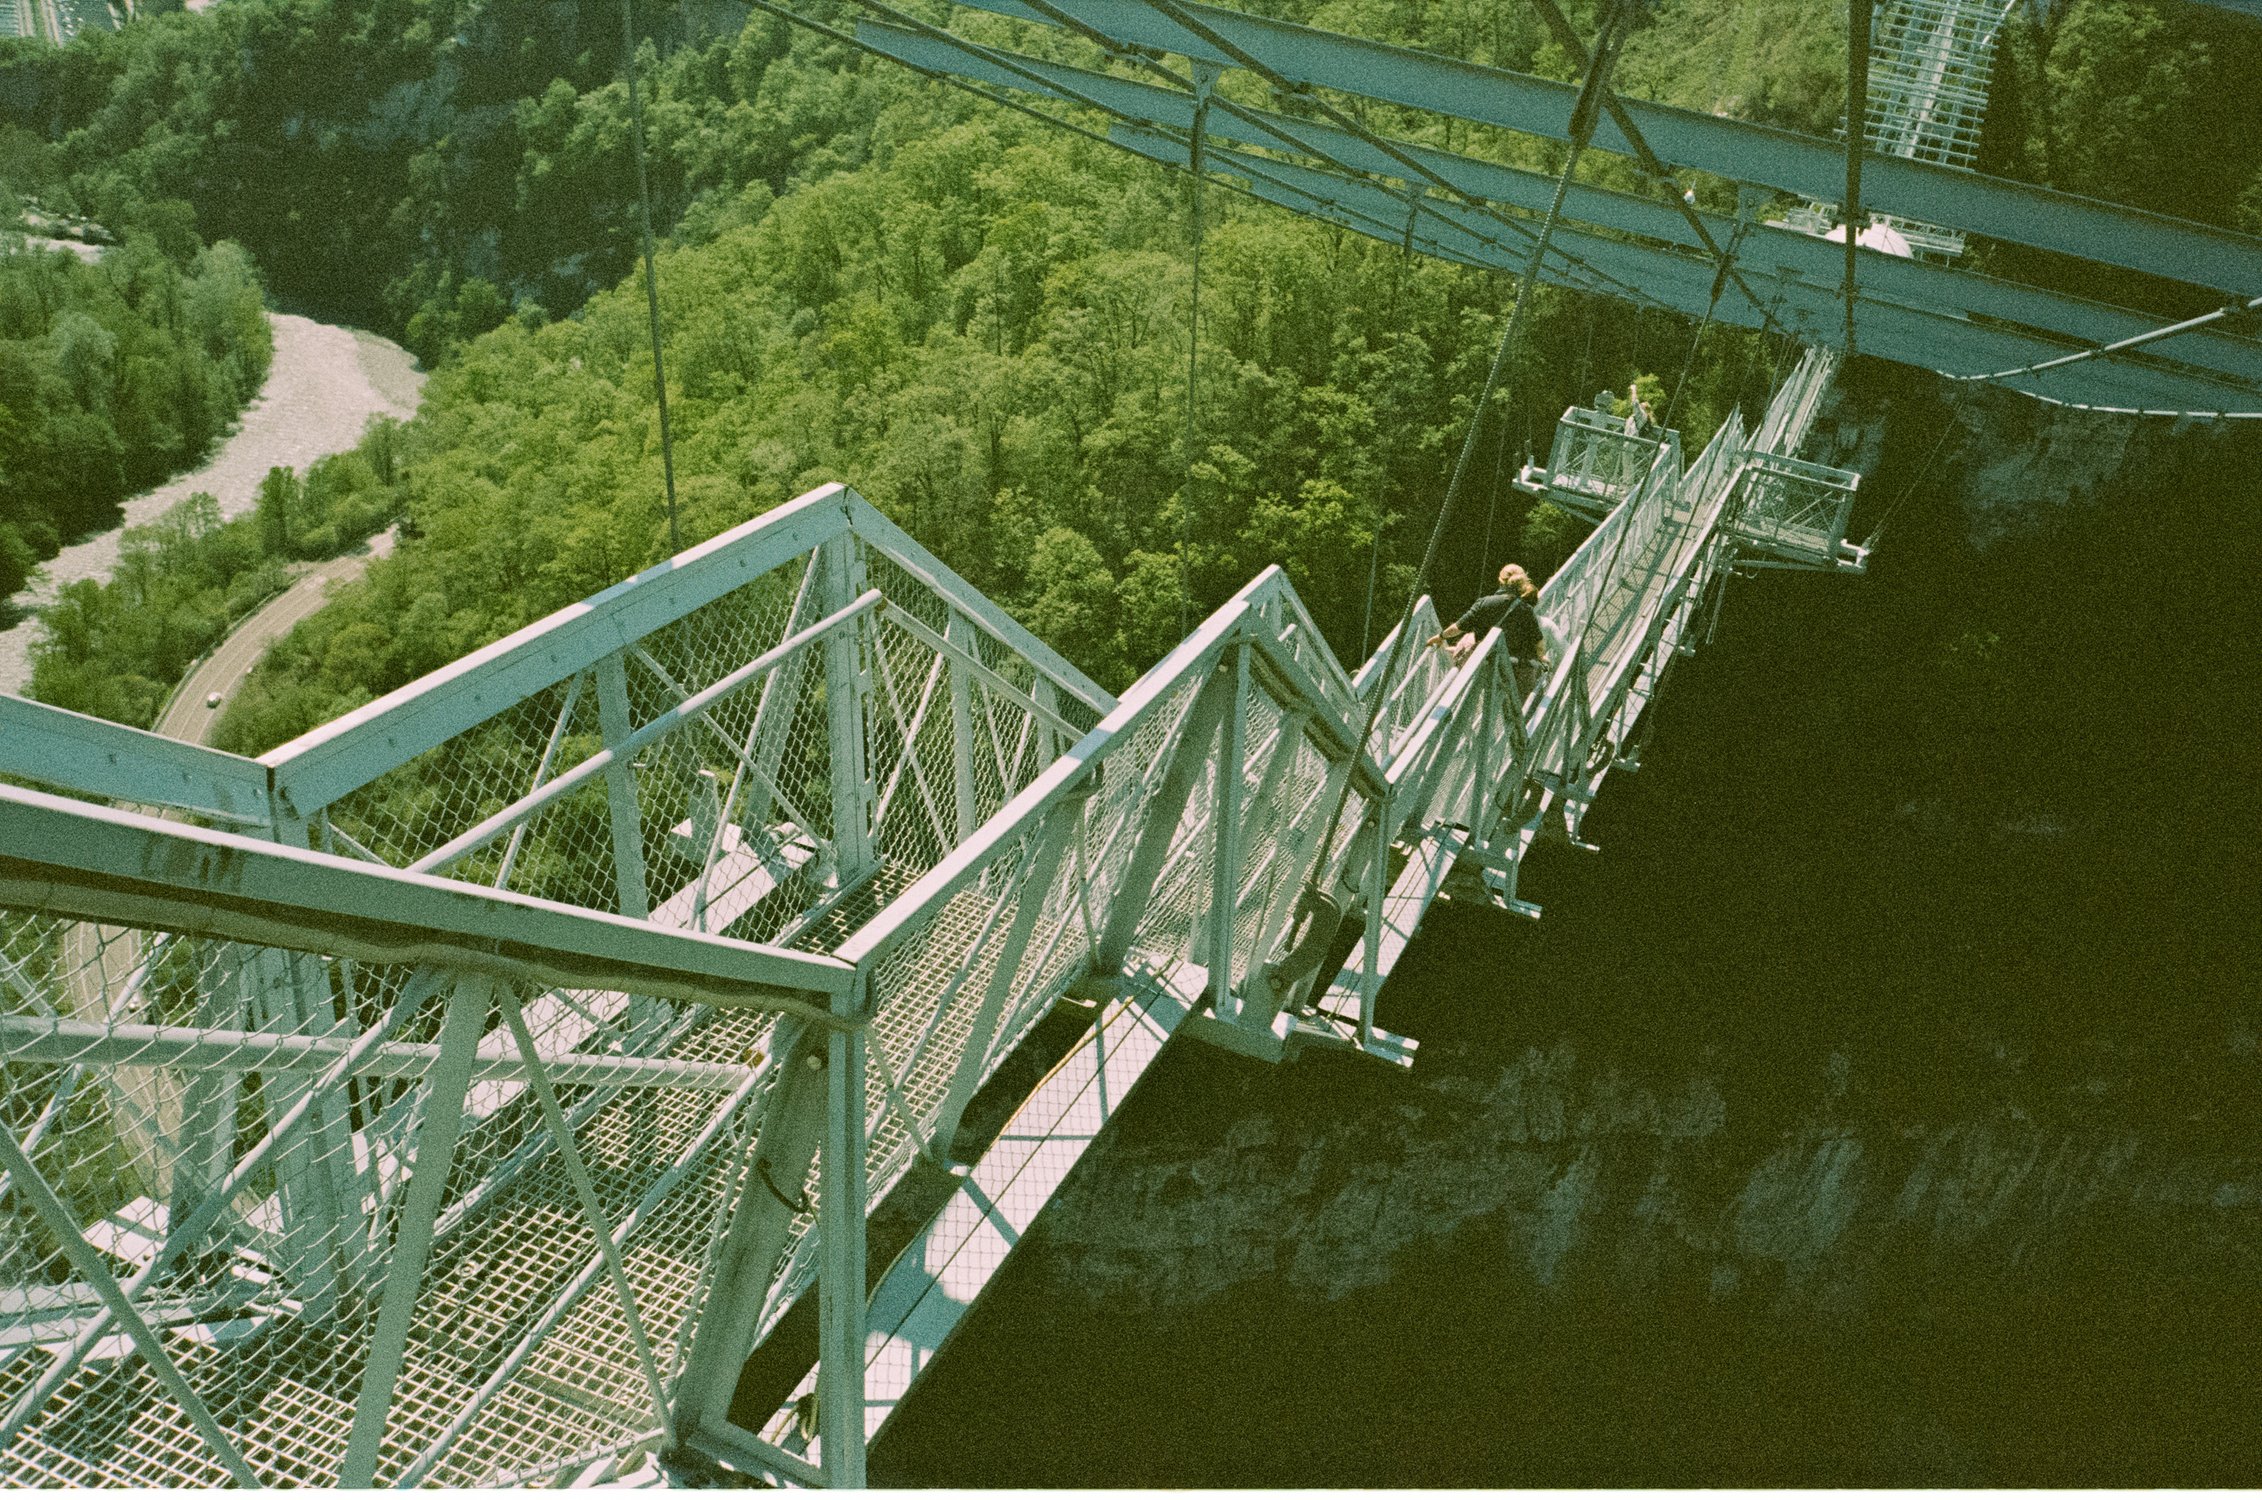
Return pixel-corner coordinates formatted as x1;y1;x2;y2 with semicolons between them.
753;962;1201;1462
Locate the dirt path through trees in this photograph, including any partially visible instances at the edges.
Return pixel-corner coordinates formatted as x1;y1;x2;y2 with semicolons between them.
0;313;422;694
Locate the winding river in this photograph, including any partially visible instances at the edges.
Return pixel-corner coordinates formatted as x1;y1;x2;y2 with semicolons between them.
0;312;424;695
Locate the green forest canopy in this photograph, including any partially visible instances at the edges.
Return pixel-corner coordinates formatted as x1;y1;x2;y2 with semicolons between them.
5;0;2253;357
0;208;273;597
0;0;2253;761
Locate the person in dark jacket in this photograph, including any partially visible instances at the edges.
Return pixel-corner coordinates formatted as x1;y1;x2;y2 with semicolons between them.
1428;563;1546;690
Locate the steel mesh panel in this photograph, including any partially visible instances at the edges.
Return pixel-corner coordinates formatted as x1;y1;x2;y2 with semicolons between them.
308;548;852;951
0;900;776;1488
322;683;579;876
1;440;1826;1485
754;664;1195;1338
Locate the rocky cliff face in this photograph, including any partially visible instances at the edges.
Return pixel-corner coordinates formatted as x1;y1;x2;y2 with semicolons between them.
875;909;2260;1486
1028;1030;2258;1317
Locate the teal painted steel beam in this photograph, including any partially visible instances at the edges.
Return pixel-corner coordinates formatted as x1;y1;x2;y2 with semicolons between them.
0;695;274;828
1139;132;2258;412
262;485;856;819
0;783;857;1008
853;18;2258;409
262;482;1113;824
859;22;2262;395
955;0;2262;295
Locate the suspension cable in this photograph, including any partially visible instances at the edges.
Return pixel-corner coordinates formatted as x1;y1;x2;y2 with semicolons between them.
622;0;681;552
1296;0;1641;907
1522;0;1798;347
1039;0;1676;315
752;0;1652;340
1180;65;1216;640
1947;383;2262;421
1858;384;1972;552
1659;217;1751;432
1843;0;1872;362
813;0;1669;318
1923;287;2262;419
744;0;1125;153
1937;293;2262;389
770;0;1683;322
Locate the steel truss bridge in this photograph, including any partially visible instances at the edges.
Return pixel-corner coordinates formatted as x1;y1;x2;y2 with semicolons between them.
1773;0;2023;259
1;0;2259;1485
0;342;1863;1485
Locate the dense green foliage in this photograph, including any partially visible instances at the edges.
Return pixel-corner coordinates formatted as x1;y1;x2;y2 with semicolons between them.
209;82;1782;752
9;0;2252;367
1;0;897;361
28;431;405;727
0;212;272;598
1971;0;2262;305
4;0;2255;757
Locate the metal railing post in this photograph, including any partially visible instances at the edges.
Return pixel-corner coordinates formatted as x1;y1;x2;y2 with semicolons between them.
817;989;869;1486
673;1019;829;1436
595;651;653;919
338;971;494;1486
946;611;981;840
1205;643;1250;1023
821;535;876;883
1092;657;1236;973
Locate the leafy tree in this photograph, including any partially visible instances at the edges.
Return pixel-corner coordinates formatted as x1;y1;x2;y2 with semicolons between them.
28;419;402;728
257;465;296;556
1019;526;1128;689
0;224;271;591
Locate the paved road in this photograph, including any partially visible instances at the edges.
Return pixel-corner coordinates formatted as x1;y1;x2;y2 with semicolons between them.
59;531;394;1204
159;526;396;745
0;313;422;695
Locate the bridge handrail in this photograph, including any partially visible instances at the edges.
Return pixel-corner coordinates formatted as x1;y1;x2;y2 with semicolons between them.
0;695;276;830
255;486;1114;824
1753;347;1838;457
837;599;1255;973
0;783;854;1013
0;785;830;1486
1229;565;1362;722
1349;597;1446;759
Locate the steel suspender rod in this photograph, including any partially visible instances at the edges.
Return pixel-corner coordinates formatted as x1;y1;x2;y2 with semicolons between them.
623;0;682;551
1293;0;1644;914
1845;0;1873;361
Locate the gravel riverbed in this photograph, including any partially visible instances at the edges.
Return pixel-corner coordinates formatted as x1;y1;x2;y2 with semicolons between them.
0;312;422;695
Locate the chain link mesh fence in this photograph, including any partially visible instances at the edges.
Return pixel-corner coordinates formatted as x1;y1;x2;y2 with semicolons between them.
0;906;777;1487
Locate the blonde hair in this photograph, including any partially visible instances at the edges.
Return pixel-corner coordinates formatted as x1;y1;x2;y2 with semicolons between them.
1498;562;1538;601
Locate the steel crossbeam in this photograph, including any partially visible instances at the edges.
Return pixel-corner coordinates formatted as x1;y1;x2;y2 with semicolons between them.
1110;132;2260;413
842;2;2262;414
0;697;274;828
0;785;853;1010
850;22;2262;411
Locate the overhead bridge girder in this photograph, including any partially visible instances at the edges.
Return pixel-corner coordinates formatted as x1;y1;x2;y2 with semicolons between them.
1128;132;2258;414
956;0;2262;298
854;20;2262;414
